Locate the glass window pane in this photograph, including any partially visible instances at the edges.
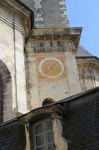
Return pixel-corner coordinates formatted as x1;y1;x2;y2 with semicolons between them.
36;135;44;146
35;123;43;134
47;132;54;143
33;119;55;150
48;143;55;150
46;120;53;130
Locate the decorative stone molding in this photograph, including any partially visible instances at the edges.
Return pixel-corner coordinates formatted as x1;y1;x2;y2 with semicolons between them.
32;28;82;51
0;15;24;33
0;0;31;17
0;0;32;37
19;104;64;124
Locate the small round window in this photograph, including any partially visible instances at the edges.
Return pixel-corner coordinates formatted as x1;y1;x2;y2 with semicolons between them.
42;98;54;107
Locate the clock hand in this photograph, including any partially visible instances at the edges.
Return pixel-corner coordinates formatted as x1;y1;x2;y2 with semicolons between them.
44;63;57;74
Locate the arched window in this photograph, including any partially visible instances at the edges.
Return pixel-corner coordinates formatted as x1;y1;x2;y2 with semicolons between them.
31;119;55;150
0;60;12;123
42;98;54;107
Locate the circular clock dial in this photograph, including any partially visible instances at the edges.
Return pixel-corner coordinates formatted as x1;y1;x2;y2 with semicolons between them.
39;57;64;78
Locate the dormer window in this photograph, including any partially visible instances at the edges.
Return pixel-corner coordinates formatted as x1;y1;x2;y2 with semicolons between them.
20;105;68;150
31;119;55;150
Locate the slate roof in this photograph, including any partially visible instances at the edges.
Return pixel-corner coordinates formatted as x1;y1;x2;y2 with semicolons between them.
56;86;99;104
77;45;93;57
19;0;34;10
17;1;96;58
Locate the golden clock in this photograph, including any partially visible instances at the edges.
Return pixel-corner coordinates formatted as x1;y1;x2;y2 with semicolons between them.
36;53;67;80
39;57;64;79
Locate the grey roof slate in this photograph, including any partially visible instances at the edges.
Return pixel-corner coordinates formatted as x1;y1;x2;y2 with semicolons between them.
17;1;93;57
77;45;93;57
19;0;34;10
56;86;99;104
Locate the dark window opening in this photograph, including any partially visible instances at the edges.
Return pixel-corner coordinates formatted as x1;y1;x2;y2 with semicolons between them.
57;41;62;47
42;98;54;107
0;60;12;123
50;41;53;47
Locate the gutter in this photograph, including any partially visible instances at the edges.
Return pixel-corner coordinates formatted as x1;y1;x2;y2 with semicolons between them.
76;56;99;61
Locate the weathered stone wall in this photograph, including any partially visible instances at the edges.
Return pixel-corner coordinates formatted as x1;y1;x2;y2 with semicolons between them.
25;38;81;108
77;59;99;91
94;65;99;86
65;52;81;95
0;4;28;121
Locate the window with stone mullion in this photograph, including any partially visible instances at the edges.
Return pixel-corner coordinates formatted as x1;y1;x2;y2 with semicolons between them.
32;119;55;150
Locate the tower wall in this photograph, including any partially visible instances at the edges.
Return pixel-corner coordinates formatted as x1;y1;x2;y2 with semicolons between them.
25;29;81;109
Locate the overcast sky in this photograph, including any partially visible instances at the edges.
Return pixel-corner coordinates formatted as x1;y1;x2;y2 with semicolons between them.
67;0;99;57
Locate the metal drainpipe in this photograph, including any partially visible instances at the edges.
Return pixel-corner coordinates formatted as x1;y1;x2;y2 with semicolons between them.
13;15;18;112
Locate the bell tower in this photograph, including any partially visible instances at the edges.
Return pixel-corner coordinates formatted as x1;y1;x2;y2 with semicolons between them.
25;28;82;109
0;0;82;117
20;0;82;109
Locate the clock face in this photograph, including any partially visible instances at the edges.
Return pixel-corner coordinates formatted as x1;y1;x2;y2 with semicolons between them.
36;53;67;80
39;57;64;79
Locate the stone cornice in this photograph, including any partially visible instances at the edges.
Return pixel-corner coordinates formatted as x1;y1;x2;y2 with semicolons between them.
76;56;99;61
76;57;99;67
0;15;24;33
32;28;82;50
19;104;64;124
0;0;31;18
0;0;32;37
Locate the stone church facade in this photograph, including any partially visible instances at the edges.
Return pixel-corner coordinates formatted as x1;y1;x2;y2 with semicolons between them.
0;0;98;122
0;0;99;150
0;0;33;122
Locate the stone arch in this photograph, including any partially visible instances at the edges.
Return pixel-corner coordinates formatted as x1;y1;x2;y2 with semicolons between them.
42;98;55;107
0;60;12;123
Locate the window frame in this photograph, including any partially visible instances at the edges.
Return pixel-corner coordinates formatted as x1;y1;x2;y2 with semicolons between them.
30;118;55;150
